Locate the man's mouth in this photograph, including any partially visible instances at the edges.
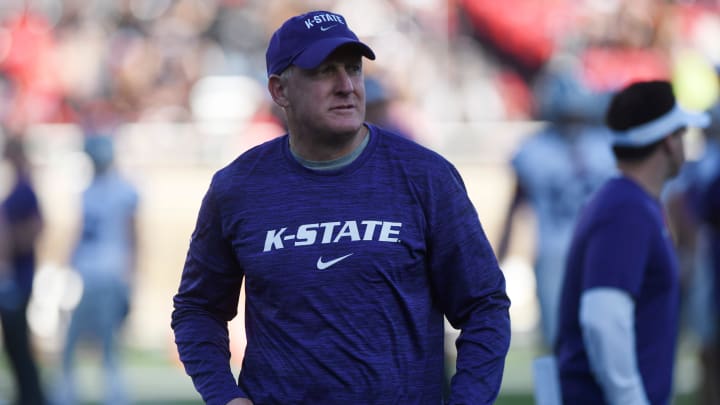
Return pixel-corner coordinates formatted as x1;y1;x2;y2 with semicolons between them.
331;104;354;111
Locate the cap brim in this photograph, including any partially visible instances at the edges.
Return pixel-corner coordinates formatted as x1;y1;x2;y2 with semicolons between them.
679;108;711;129
293;38;375;70
612;104;712;147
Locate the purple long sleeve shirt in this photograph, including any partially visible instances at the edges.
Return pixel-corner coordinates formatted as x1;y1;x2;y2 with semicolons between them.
171;125;511;405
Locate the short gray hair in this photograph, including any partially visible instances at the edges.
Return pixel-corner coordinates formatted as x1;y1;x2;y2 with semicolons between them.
279;66;295;81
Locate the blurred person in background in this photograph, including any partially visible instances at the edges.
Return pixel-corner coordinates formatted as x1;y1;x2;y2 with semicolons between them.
58;134;139;405
697;140;720;405
662;96;720;405
555;80;709;405
0;135;47;405
696;98;720;404
497;57;616;350
172;10;510;405
0;9;68;127
363;75;413;140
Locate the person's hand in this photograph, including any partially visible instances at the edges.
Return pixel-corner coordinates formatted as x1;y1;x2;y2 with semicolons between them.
226;398;253;405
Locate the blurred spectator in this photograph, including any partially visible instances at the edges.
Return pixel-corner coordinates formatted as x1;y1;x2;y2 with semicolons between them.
1;0;700;134
0;10;70;127
555;79;709;405
364;75;413;140
698;151;720;405
684;97;720;405
664;170;713;402
497;57;616;349
456;0;576;82
667;98;720;405
58;134;139;405
578;0;672;92
0;135;47;405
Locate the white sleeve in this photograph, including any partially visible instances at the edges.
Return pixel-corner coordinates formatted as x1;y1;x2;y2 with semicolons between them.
579;288;650;405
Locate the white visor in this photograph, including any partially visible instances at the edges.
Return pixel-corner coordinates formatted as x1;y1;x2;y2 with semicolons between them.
611;104;711;147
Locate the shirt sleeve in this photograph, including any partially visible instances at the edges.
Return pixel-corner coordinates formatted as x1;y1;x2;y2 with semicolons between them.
426;162;511;405
580;288;650;405
171;177;247;405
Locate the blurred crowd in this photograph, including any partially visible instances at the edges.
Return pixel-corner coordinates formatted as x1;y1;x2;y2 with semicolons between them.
1;0;720;403
0;0;717;140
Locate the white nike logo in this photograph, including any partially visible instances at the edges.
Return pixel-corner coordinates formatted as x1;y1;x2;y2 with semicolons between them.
320;24;338;32
316;253;353;270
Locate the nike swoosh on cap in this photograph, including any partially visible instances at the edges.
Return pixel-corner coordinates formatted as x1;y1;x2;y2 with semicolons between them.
320;24;338;31
316;253;353;270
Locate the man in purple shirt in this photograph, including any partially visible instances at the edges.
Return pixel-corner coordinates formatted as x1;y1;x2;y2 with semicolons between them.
0;136;46;405
555;80;710;404
171;10;510;405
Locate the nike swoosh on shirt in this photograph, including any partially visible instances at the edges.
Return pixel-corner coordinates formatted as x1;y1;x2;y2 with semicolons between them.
316;253;353;270
320;24;338;32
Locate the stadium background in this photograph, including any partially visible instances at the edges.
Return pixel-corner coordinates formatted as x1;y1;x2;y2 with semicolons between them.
1;0;719;403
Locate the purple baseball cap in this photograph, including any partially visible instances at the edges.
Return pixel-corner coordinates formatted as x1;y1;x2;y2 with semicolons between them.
266;10;375;77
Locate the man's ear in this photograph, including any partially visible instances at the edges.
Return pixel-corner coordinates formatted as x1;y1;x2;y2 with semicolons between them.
268;75;289;108
660;134;676;156
660;135;671;149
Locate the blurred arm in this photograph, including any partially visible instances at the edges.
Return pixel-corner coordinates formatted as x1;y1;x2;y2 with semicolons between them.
171;178;248;405
580;288;649;405
496;180;525;261
429;164;511;404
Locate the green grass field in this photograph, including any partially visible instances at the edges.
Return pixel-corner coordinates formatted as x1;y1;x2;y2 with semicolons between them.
72;395;696;405
0;340;704;404
495;393;697;405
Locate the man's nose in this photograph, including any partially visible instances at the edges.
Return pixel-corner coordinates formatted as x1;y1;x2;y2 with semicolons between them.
335;69;355;93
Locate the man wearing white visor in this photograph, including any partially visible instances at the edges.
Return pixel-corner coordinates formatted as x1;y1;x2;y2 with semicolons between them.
555;80;710;405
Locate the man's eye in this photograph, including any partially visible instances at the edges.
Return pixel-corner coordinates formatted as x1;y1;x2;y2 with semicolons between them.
317;67;334;75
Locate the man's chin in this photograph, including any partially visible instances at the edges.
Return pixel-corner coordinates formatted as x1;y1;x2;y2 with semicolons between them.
318;124;363;145
327;121;364;137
